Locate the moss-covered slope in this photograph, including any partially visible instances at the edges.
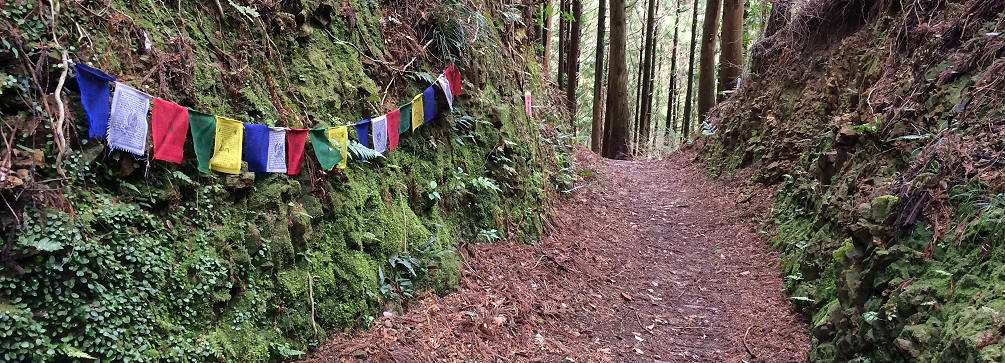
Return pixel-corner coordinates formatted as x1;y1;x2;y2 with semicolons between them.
0;0;569;361
706;1;1005;361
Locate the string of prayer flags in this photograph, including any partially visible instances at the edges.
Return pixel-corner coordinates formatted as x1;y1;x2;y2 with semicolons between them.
423;86;436;123
285;128;309;175
397;104;411;135
210;116;244;174
327;126;349;169
437;74;454;111
410;95;423;132
74;63;115;139
387;110;401;151
69;62;469;176
188;110;217;173
151;98;189;163
446;64;462;95
308;127;342;171
243;123;270;172
108;82;153;156
372;116;388;154
525;91;533;116
267;127;288;174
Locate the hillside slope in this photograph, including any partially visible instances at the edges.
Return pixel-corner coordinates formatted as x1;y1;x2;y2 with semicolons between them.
0;0;569;361
707;0;1005;361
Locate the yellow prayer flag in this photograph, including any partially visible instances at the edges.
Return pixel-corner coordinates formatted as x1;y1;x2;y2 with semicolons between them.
209;116;244;174
326;126;349;170
411;94;423;132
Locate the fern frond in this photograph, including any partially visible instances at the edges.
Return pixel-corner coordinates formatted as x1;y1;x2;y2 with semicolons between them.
347;140;384;161
62;345;97;359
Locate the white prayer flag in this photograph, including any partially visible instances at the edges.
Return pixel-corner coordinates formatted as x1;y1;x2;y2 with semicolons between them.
371;116;388;154
108;82;152;156
437;74;454;111
266;127;288;173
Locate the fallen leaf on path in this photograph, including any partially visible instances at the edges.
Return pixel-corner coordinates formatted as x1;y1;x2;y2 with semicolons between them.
622;292;633;301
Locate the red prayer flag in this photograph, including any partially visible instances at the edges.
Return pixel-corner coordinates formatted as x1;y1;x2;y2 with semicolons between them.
151;98;189;163
447;64;462;95
387;110;401;151
286;128;309;175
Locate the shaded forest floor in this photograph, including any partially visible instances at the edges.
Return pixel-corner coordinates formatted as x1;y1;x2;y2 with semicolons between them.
304;147;809;362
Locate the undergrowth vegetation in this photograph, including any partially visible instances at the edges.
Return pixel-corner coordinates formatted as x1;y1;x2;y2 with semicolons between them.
0;0;571;360
707;0;1005;361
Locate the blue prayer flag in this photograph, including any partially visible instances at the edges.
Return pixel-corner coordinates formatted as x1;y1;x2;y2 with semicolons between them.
354;119;371;161
243;123;270;172
423;86;436;123
74;63;116;138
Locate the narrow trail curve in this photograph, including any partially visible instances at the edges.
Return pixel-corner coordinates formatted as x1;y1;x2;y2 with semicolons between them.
307;148;809;362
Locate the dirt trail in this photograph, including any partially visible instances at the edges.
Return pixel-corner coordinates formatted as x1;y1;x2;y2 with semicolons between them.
306;148;809;362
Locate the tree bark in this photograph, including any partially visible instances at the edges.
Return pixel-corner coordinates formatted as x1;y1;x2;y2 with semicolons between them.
681;0;700;142
717;0;744;101
637;0;658;151
650;40;663;145
665;0;681;140
697;0;722;123
765;0;790;38
603;0;630;159
542;0;553;76
590;0;608;153
632;8;646;150
567;0;583;130
558;0;569;90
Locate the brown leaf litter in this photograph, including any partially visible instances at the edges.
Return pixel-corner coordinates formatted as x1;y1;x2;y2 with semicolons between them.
304;147;809;362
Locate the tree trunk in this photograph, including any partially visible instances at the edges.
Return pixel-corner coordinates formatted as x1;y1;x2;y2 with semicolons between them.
603;0;630;159
650;40;663;146
637;0;658;151
542;0;553;76
567;0;583;131
632;25;644;148
697;0;721;123
765;0;790;38
665;0;680;141
590;0;608;153
717;0;743;101
681;0;700;142
558;0;569;90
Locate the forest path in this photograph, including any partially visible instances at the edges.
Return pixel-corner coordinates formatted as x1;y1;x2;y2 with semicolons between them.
306;147;809;363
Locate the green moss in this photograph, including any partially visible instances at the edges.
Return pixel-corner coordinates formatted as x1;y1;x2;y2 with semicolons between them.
832;238;854;264
871;195;898;223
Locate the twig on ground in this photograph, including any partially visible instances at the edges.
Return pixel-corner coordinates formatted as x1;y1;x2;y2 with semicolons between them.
743;325;756;358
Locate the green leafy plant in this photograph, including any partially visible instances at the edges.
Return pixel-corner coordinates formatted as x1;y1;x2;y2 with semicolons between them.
347;140;385;161
276;344;305;359
852;118;880;134
379;237;454;299
427;181;441;201
863;311;879;323
470;177;501;193
477;229;501;242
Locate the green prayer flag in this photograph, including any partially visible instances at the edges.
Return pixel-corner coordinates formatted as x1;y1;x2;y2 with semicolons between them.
309;127;344;171
188;109;216;173
398;103;412;135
